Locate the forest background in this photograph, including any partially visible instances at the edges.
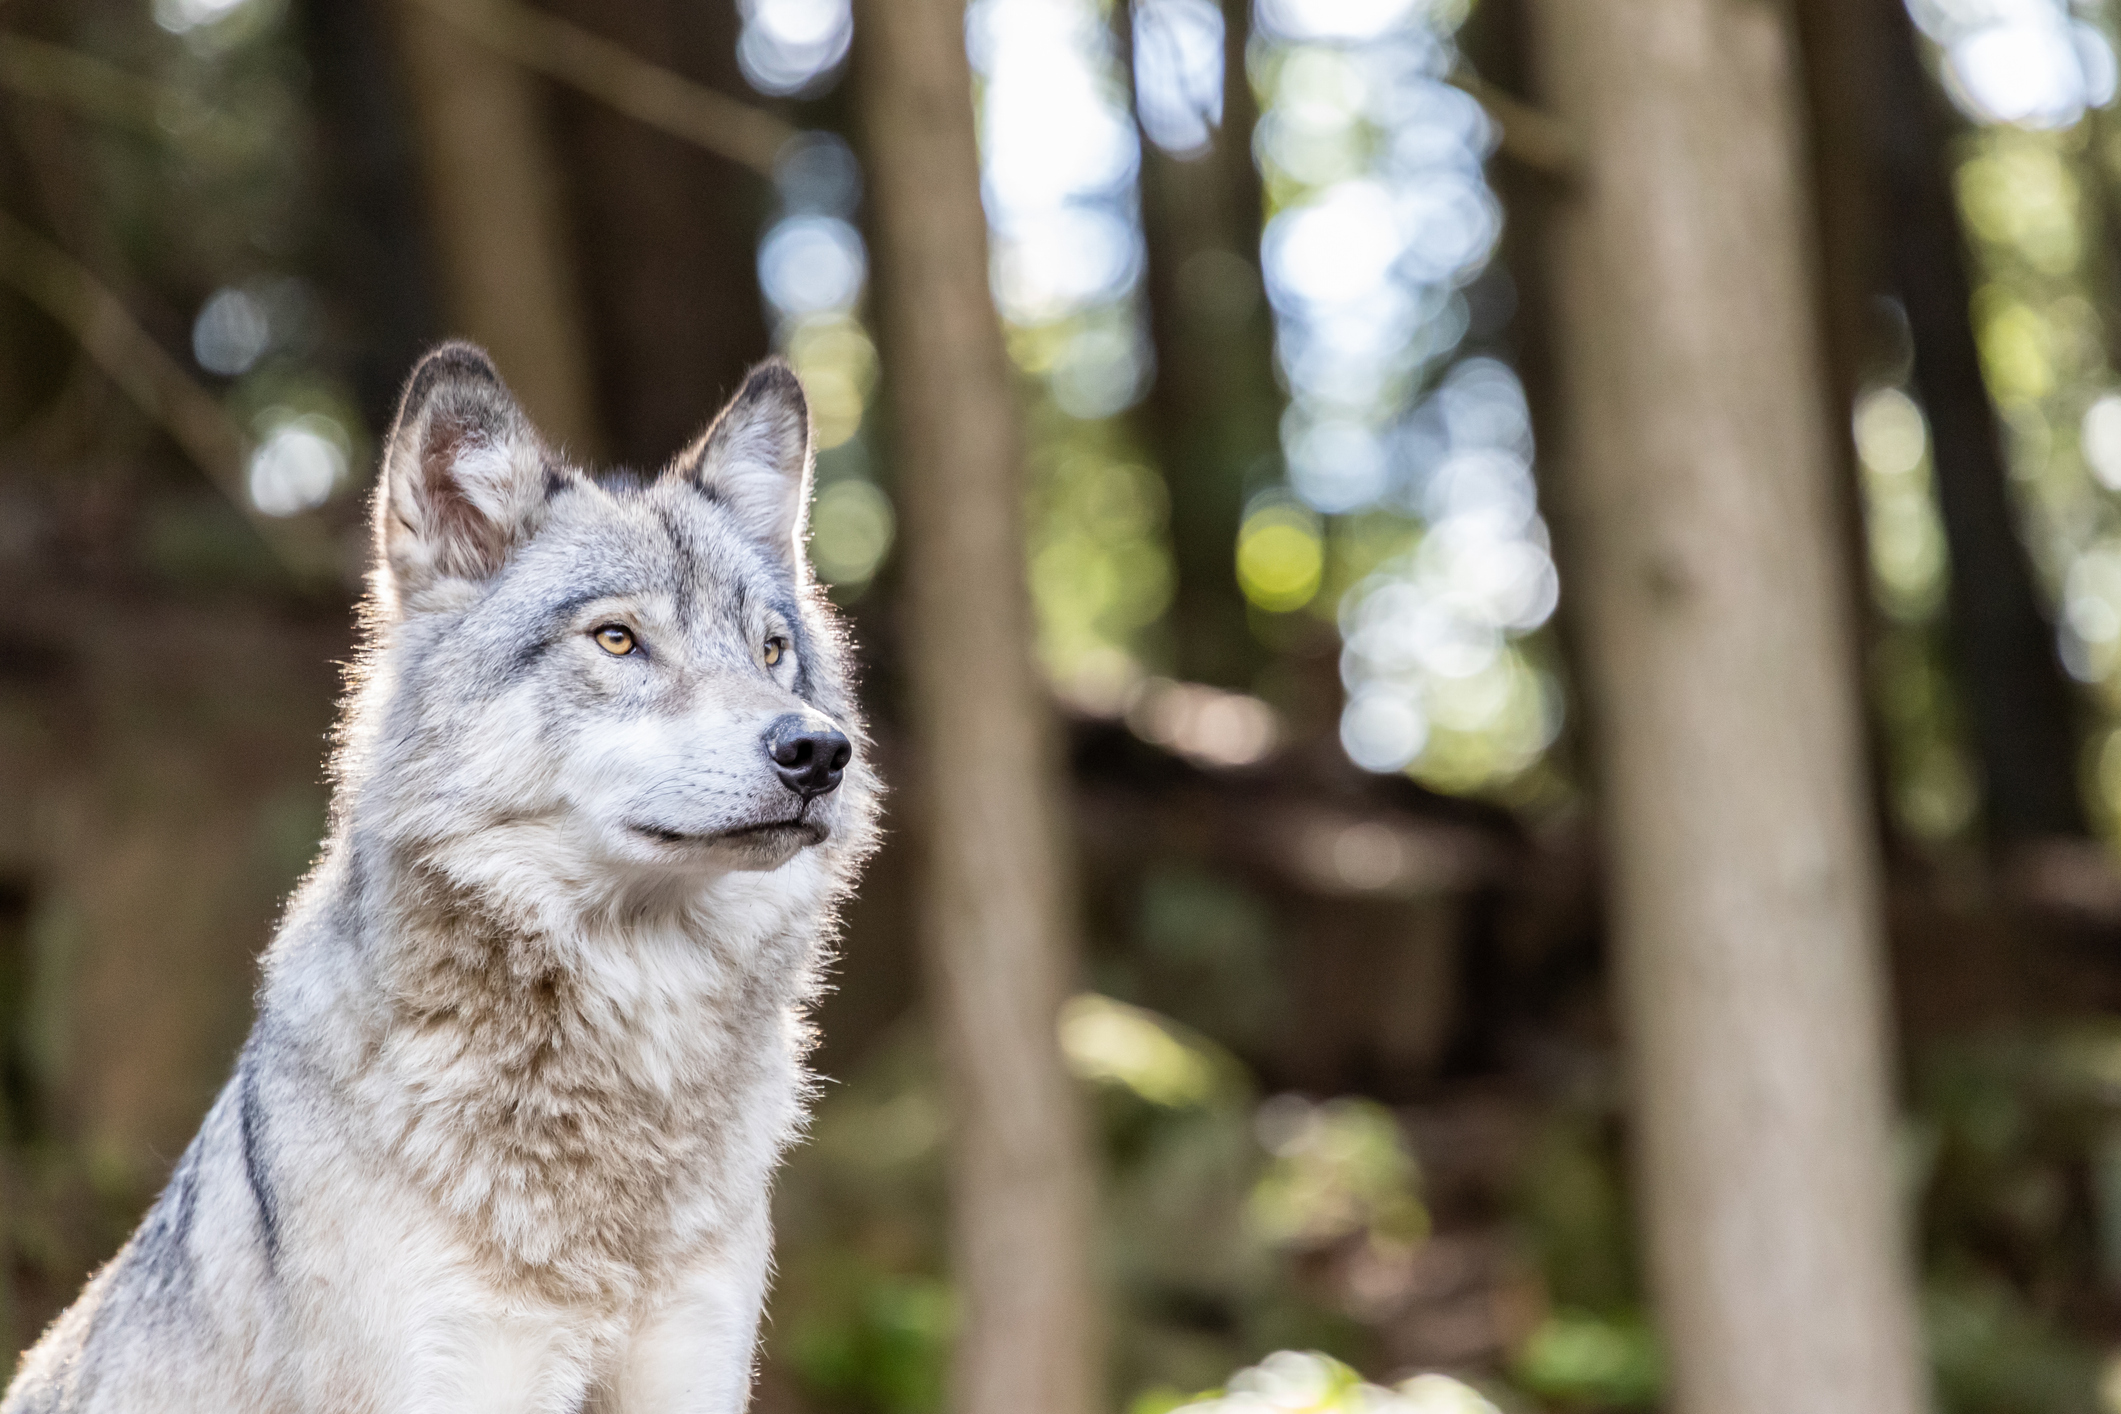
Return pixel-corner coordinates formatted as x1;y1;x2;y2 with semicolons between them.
1;0;2118;1410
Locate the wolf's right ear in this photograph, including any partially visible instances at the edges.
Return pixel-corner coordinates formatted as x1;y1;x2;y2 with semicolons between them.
675;361;813;573
374;342;552;603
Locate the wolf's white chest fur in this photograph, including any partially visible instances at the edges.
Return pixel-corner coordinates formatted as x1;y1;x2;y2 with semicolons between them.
256;888;819;1412
351;865;819;1289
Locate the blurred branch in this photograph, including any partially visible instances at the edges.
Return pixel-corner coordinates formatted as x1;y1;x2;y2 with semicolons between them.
1451;69;1581;181
0;209;337;585
408;0;795;177
0;33;249;159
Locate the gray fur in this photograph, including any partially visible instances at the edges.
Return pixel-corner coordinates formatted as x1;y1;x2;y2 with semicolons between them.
4;343;880;1413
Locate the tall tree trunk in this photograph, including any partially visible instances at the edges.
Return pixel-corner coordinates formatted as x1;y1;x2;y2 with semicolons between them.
1872;0;2087;843
1794;0;2086;851
851;5;1100;1414
540;0;773;467
389;0;601;455
1520;3;1928;1413
1792;0;1882;443
1790;0;1905;853
302;0;444;433
1120;0;1280;688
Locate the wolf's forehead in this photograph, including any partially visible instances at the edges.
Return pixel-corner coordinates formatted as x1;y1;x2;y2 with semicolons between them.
537;481;784;614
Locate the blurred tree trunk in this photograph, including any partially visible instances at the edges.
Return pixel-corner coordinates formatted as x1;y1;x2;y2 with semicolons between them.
303;0;444;432
1789;0;1906;853
388;0;601;454
1870;0;2087;843
1522;2;1928;1414
852;6;1100;1414
540;0;773;466
1792;0;1881;445
1795;0;2086;851
1118;0;1280;688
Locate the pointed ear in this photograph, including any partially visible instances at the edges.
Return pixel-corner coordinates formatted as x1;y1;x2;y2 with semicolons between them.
375;342;553;598
675;361;813;570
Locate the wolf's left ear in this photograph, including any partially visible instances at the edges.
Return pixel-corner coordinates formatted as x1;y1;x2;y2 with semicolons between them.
676;361;812;571
375;342;552;601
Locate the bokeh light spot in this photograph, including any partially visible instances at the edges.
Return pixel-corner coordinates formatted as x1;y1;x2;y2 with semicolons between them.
759;216;867;320
1238;502;1325;612
247;414;348;517
193;287;271;377
738;0;853;97
809;479;896;586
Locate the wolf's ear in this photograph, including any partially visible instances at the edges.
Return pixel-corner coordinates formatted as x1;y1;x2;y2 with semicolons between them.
375;342;551;598
676;361;812;571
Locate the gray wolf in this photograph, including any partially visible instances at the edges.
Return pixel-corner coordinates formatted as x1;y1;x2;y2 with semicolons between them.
2;343;879;1412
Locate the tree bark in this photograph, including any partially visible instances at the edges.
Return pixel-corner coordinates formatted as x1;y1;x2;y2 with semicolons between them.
1789;0;1905;854
1120;0;1280;688
1793;0;2086;851
389;0;601;455
851;5;1100;1414
1871;0;2087;843
1520;3;1928;1413
541;0;773;467
301;0;443;436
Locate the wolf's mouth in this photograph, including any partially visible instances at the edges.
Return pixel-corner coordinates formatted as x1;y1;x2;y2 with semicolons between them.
631;817;829;848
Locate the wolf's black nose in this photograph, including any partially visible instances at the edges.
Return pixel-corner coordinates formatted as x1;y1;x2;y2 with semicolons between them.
765;715;852;799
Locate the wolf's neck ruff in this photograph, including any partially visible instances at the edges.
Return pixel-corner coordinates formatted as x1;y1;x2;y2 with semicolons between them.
335;857;808;1307
3;345;879;1414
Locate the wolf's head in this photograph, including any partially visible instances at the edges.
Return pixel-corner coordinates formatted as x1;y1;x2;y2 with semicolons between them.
338;342;877;926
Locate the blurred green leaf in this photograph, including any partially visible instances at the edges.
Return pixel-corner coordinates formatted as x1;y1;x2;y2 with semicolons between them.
1509;1308;1662;1410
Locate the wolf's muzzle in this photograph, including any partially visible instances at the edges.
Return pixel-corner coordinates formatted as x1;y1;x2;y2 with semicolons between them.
765;713;851;800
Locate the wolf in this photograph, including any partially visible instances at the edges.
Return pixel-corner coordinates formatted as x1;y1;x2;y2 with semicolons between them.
3;343;879;1412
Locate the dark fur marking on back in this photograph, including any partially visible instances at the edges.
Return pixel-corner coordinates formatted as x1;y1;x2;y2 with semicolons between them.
71;1138;201;1383
239;1059;282;1273
121;1139;202;1309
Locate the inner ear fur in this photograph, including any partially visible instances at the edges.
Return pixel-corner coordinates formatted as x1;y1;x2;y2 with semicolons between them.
675;360;813;569
377;341;554;595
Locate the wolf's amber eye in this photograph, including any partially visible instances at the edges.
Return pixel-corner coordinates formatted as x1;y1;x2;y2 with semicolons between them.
593;625;637;656
763;636;789;667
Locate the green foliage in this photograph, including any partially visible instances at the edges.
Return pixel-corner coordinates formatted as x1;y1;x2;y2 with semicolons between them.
769;1031;954;1414
765;949;2121;1414
1513;1114;1640;1316
1171;1350;1503;1414
1500;1108;1661;1411
1509;1310;1662;1411
1249;1097;1427;1252
1902;1030;2121;1414
1022;379;1177;693
1062;994;1229;1110
1100;866;1281;1053
775;1005;1434;1414
784;1266;954;1414
1926;1275;2101;1414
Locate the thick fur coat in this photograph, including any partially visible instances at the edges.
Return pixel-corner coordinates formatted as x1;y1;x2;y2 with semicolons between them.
2;345;880;1412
